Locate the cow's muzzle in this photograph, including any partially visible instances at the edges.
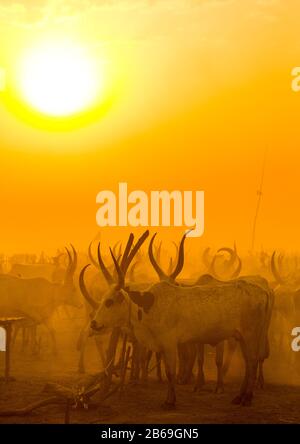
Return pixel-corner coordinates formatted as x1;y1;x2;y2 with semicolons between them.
90;320;104;332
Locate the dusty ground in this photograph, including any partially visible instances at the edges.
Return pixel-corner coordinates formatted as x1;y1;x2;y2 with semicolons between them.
1;320;300;424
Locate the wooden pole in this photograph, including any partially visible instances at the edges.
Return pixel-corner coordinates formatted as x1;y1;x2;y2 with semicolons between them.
251;148;268;252
5;324;12;382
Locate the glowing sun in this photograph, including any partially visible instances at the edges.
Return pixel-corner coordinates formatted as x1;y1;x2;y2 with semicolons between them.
19;41;102;118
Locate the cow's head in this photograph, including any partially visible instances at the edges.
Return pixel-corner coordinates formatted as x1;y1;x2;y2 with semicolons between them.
91;284;129;331
79;231;150;332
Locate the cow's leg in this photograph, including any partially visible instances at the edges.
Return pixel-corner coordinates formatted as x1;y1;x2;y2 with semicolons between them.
232;331;260;406
134;345;141;381
241;354;258;406
77;327;89;373
194;343;205;392
256;328;270;389
231;335;249;405
11;325;20;349
130;344;136;381
256;340;268;389
94;336;106;369
222;337;237;376
140;346;148;383
130;341;140;382
215;342;225;393
156;352;163;382
257;361;264;389
49;328;57;355
21;327;29;351
145;350;152;375
176;343;186;384
44;320;57;355
184;344;197;384
104;328;120;388
162;347;177;409
30;325;38;355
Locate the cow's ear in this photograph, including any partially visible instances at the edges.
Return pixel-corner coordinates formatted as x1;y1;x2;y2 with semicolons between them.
142;292;155;313
128;291;154;313
128;290;143;307
115;291;125;304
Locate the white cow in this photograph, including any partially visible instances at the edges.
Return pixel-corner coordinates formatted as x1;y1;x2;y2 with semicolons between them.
81;238;271;408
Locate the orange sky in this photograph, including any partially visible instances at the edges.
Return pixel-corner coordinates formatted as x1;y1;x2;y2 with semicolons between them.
0;0;300;255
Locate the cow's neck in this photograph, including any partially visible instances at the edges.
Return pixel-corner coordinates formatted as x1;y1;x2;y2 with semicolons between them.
126;300;159;351
53;283;68;308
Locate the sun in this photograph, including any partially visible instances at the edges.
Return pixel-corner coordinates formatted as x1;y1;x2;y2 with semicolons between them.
18;41;103;118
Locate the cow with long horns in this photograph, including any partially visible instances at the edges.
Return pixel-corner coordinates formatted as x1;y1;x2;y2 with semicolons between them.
81;231;271;408
0;245;79;354
79;231;150;379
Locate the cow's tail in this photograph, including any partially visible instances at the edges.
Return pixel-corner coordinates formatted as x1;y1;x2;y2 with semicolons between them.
259;287;274;361
76;328;85;351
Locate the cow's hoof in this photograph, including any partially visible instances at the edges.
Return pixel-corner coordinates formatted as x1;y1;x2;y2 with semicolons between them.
193;377;205;391
256;379;264;390
231;395;242;405
215;384;224;394
241;393;253;406
128;379;140;386
161;401;176;410
176;377;186;385
193;383;204;392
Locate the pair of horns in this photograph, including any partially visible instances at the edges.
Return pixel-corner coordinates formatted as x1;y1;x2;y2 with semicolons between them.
210;246;241;280
79;231;150;309
64;244;77;280
148;231;189;282
270;251;291;285
101;230;149;287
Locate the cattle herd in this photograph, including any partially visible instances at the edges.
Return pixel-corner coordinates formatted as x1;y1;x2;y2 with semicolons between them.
0;231;299;412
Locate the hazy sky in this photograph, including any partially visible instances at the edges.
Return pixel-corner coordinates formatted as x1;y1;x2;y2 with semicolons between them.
0;0;299;254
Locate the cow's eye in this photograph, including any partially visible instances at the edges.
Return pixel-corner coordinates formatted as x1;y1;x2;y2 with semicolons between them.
105;298;114;308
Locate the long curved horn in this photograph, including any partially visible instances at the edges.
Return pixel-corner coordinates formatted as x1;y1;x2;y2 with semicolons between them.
172;241;179;261
202;247;211;270
271;251;285;285
129;262;138;282
110;248;124;288
79;264;99;310
155;241;162;265
217;247;236;268
230;255;242;278
65;247;72;272
112;241;122;263
112;253;122;281
120;233;134;272
148;233;169;281
123;230;149;274
65;245;77;281
88;242;99;269
167;241;179;274
112;241;120;257
169;231;189;281
167;257;173;275
69;244;77;275
97;243;114;285
210;253;219;279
